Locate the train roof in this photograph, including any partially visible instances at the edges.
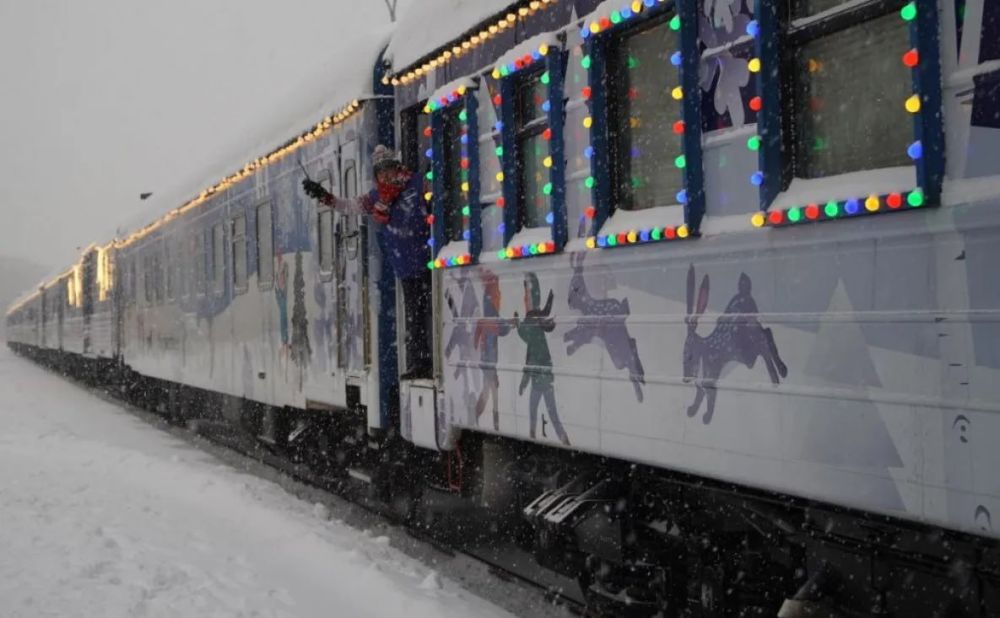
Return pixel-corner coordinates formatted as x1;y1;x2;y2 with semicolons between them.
386;0;521;72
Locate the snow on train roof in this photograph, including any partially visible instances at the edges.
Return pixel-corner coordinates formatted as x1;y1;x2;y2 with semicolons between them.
386;0;519;71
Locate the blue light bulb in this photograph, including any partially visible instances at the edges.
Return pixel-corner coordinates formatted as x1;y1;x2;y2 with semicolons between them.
746;20;759;37
542;100;551;112
463;230;471;241
907;140;923;160
845;199;860;215
597;235;607;247
750;171;764;186
425;148;433;159
621;7;633;19
676;189;688;204
584;146;594;159
427;238;434;246
545;211;554;225
494;121;504;132
460;134;468;145
671;52;682;66
640;230;650;242
644;0;654;6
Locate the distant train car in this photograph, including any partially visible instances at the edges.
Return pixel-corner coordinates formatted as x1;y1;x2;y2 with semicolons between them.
7;0;1000;615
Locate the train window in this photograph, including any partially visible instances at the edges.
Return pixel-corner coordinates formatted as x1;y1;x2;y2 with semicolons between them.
256;203;274;289
211;222;225;295
401;104;431;182
608;15;682;211
317;207;334;276
476;84;504;253
193;230;207;297
784;4;911;180
441;105;466;242
165;240;175;302
515;72;550;229
232;214;248;293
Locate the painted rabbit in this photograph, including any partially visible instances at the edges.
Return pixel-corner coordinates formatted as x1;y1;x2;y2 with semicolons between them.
683;265;787;424
564;252;646;402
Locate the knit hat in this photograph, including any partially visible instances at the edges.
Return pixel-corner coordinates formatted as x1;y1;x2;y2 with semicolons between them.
372;145;401;174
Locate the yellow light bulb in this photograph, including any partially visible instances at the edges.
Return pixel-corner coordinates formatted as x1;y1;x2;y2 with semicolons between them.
586;237;596;249
583;116;593;128
748;58;761;73
677;225;689;238
543;156;553;168
865;195;880;211
671;86;683;100
750;212;765;228
905;94;921;113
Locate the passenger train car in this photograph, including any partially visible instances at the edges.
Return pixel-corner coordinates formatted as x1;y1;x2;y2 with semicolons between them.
8;0;1000;615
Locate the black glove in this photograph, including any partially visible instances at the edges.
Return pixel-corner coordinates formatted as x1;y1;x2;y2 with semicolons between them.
302;179;330;201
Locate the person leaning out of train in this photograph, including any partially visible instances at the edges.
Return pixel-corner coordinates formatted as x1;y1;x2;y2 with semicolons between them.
301;145;432;380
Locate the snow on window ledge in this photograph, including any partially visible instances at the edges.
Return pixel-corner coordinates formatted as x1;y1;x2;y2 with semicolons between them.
597;203;685;238
771;166;917;211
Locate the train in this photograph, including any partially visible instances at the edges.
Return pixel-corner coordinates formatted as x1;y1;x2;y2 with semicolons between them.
7;0;1000;615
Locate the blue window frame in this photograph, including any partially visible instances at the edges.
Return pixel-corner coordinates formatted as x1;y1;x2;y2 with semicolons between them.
428;86;480;268
580;0;704;247
751;0;943;227
494;41;568;260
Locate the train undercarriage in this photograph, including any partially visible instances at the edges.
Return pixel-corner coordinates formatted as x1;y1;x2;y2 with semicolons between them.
10;342;999;617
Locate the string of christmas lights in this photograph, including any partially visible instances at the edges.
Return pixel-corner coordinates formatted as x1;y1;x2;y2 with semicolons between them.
750;1;926;229
384;0;560;87
581;0;692;250
426;84;475;270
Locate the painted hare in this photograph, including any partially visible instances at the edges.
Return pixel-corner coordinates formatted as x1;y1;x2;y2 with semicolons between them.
683;265;787;424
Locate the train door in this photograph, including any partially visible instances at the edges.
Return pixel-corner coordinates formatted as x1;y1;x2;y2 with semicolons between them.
57;280;65;351
40;288;48;347
337;140;371;385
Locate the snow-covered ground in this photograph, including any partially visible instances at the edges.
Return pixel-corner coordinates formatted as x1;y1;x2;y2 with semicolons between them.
0;347;516;618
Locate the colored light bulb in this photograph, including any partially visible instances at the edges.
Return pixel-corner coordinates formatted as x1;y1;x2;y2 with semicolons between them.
505;247;515;258
748;58;761;73
545;211;554;224
677;225;689;238
541;71;550;85
581;26;590;39
583;116;593;128
644;0;654;7
751;212;766;227
787;207;802;223
529;244;538;255
491;69;501;79
804;204;819;220
496;197;505;207
672;120;685;134
631;0;642;13
425;171;433;180
747;136;761;151
865;195;880;212
495;121;504;132
674;154;686;169
611;10;622;24
750;171;764;186
905;94;921;113
671;51;682;66
768;210;784;225
607;234;617;247
671;86;683;100
908;188;924;207
425;148;433;159
426;214;435;225
676;189;687;204
495;145;503;156
621;7;633;19
746;20;759;37
542;100;551;112
584;145;594;159
496;171;504;182
627;230;638;243
497;250;506;259
907;140;923;160
597;235;607;247
665;227;676;239
462;230;471;240
651;227;662;240
640;230;650;242
581;55;592;69
543;128;552;140
901;2;917;21
903;49;919;67
427;261;435;270
461;205;471;216
749;96;762;112
426;238;435;247
670;15;680;30
586;237;596;249
543;182;553;195
459;109;468;121
887;193;903;208
424;191;433;201
845;199;860;215
585;176;595;189
543;156;553;168
824;201;839;218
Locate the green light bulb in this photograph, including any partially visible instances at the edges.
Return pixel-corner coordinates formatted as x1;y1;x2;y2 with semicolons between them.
495;146;503;157
543;183;553;195
670;15;681;31
541;71;550;85
461;205;471;216
908;188;924;207
581;55;591;69
747;136;761;151
787;207;802;222
674;154;686;169
901;2;917;21
585;176;595;189
824;201;839;218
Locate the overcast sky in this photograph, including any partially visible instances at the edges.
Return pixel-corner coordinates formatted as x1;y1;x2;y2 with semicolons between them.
0;0;409;271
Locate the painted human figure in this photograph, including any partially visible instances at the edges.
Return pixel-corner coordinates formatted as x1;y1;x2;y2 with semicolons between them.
444;272;481;417
514;273;569;446
473;269;511;430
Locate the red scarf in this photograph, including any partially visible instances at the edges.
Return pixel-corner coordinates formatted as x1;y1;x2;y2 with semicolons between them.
368;168;412;224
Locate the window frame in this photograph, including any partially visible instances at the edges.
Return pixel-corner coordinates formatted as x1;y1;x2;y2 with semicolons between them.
492;41;568;261
581;0;704;246
513;69;551;232
428;86;481;267
256;201;275;291
211;222;225;296
752;0;944;223
232;213;248;294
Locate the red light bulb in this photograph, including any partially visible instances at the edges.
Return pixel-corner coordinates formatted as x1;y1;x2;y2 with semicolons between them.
805;204;820;219
672;120;685;134
768;210;784;225
887;193;903;208
749;96;762;112
902;49;919;67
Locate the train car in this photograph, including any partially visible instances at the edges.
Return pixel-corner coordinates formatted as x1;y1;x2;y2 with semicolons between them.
6;0;1000;615
384;0;1000;614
